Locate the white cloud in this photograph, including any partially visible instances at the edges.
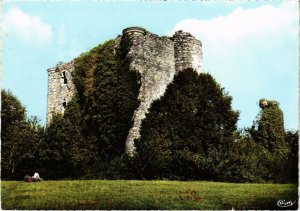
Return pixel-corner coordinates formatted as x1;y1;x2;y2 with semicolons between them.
173;2;298;54
3;8;54;45
172;2;299;129
172;1;298;81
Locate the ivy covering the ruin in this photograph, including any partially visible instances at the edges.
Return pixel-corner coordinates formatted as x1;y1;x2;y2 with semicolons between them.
42;39;140;178
11;29;295;182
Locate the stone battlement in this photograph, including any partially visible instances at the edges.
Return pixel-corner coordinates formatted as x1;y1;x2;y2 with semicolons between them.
122;26;147;35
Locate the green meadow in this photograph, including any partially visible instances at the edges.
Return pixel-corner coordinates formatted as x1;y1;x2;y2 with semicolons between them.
1;180;297;210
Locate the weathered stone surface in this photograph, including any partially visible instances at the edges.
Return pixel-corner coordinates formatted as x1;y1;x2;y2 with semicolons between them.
123;28;202;155
123;29;176;154
173;30;202;73
46;61;75;125
46;27;202;155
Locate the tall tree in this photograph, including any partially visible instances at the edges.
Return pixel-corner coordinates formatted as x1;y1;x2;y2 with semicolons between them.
40;97;97;179
1;90;41;179
251;99;286;151
249;99;289;182
284;130;298;183
136;69;239;180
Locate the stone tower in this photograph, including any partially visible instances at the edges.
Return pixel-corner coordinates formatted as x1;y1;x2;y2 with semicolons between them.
46;27;202;154
173;30;202;73
122;27;202;154
46;61;75;125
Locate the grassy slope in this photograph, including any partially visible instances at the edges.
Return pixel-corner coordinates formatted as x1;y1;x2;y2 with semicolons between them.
1;180;298;210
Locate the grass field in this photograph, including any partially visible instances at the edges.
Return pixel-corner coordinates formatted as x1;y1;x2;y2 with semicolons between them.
1;180;298;210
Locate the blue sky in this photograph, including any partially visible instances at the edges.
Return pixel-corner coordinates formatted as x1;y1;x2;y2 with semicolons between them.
3;1;299;130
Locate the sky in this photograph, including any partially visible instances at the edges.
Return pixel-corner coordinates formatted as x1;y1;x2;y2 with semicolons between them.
2;1;299;130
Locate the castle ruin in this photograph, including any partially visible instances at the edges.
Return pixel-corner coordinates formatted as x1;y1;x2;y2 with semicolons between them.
47;60;75;124
47;27;202;154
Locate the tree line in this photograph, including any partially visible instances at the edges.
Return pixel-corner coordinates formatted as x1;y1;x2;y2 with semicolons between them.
2;39;298;182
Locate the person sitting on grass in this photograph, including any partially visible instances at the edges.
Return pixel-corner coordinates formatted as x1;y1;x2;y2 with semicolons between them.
32;172;43;181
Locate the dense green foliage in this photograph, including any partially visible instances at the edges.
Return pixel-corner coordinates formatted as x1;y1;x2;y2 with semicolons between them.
213;101;298;183
2;180;297;210
251;100;286;151
284;130;299;182
247;101;293;182
79;40;140;161
1;90;43;180
38;99;97;179
2;38;297;183
39;39;140;179
225;135;264;182
135;69;239;180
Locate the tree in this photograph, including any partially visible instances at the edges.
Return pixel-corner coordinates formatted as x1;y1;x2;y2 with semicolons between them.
284;130;298;183
1;90;41;179
41;39;140;179
223;129;269;183
251;99;286;151
72;39;140;171
249;99;289;182
135;69;239;180
40;98;97;179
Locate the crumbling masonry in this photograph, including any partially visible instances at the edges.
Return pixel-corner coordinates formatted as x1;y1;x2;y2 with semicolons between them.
47;27;202;154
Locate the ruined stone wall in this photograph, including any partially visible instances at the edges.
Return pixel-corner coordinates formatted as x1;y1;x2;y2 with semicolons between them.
173;30;202;74
123;28;176;154
46;61;75;125
46;27;202;155
123;27;202;154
